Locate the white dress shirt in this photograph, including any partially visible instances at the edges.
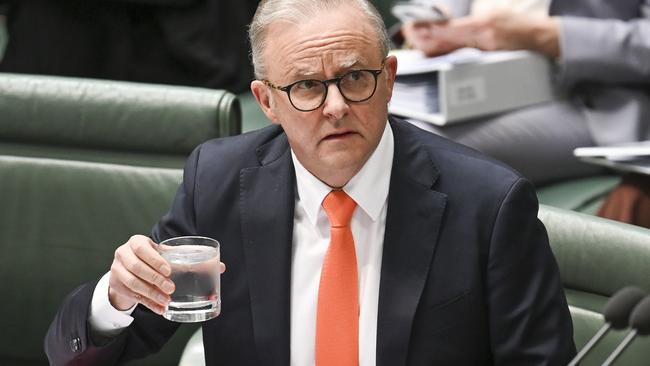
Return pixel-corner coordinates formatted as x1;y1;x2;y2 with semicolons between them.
290;123;393;365
89;122;394;365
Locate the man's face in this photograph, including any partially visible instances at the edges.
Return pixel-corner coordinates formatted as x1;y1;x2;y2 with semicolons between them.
251;5;397;188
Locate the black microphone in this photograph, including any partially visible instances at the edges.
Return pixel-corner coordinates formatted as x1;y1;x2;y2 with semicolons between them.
601;295;650;366
567;286;646;366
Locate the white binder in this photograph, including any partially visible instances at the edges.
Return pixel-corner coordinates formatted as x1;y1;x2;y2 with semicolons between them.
389;48;559;125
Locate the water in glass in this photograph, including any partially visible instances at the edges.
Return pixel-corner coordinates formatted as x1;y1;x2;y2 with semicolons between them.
161;244;220;322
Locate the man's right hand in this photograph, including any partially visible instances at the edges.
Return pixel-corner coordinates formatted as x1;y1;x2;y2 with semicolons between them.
108;235;175;315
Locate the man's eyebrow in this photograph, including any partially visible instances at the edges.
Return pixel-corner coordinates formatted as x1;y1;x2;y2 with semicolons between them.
339;59;360;69
285;59;364;80
285;65;320;78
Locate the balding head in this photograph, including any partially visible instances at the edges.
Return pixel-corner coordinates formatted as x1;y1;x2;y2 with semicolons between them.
248;0;390;79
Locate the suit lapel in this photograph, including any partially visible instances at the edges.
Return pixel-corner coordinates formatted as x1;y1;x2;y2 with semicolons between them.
377;121;448;366
240;133;294;366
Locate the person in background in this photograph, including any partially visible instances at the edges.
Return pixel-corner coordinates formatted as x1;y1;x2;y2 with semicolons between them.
0;0;258;93
400;0;650;186
45;0;575;364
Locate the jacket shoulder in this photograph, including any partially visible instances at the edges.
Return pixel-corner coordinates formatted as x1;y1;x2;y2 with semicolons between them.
391;118;523;186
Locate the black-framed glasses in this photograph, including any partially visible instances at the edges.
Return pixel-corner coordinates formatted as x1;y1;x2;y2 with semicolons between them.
262;60;386;112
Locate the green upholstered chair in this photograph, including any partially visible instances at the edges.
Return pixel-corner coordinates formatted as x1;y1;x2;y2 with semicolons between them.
179;204;650;366
0;73;240;168
539;204;650;366
536;175;621;215
0;155;195;366
238;91;271;133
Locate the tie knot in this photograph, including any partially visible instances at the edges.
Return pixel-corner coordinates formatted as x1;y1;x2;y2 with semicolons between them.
322;190;357;228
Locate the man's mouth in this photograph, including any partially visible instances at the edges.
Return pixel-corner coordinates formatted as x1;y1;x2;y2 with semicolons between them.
323;131;357;141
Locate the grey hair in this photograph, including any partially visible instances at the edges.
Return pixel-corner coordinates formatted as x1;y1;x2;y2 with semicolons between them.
248;0;390;79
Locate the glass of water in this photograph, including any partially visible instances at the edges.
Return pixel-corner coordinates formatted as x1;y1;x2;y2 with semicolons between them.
156;236;221;322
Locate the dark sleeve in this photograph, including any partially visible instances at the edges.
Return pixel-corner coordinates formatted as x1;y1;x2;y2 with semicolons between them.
43;147;204;366
486;179;576;365
44;281;183;365
44;282;127;365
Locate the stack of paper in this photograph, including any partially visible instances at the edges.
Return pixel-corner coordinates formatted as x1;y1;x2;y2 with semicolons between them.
392;72;440;114
574;141;650;175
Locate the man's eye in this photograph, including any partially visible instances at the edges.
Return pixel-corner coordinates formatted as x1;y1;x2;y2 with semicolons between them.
347;71;363;81
295;80;320;90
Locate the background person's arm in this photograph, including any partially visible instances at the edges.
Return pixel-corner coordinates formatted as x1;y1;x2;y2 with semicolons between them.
557;1;650;85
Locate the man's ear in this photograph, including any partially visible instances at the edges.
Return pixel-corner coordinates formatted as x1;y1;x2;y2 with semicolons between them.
251;80;280;124
383;55;398;103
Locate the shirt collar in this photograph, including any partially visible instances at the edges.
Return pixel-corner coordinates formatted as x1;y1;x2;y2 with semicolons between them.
291;121;394;226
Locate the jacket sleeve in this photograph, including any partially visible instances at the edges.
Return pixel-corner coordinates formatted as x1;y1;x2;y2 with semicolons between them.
557;1;650;85
44;281;127;366
44;281;182;365
486;179;576;365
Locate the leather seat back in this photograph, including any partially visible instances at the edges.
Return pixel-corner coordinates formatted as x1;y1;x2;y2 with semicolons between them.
539;204;650;366
0;73;240;168
0;155;196;365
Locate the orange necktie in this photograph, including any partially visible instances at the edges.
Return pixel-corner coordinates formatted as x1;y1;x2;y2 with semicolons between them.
316;190;359;366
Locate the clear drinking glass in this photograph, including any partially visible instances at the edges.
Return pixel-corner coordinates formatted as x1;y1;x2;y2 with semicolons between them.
156;236;221;322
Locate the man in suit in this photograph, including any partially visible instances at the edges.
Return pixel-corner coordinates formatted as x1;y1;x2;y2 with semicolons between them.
401;0;650;185
45;0;576;364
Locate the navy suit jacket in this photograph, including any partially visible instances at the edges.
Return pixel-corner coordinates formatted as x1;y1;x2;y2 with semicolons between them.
45;118;576;365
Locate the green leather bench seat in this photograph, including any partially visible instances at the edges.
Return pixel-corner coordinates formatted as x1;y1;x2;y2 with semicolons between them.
539;204;650;366
0;73;241;168
0;155;194;366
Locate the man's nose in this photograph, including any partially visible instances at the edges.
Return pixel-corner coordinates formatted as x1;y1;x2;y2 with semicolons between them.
322;83;349;120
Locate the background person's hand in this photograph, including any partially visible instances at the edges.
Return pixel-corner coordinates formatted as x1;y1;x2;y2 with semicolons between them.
402;19;464;56
448;10;560;57
108;235;175;314
402;9;560;58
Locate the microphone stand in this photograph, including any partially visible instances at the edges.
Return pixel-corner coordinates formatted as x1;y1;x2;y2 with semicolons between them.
568;324;611;366
601;330;638;366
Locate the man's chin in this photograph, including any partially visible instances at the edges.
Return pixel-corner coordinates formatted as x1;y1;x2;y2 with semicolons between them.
318;154;368;183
